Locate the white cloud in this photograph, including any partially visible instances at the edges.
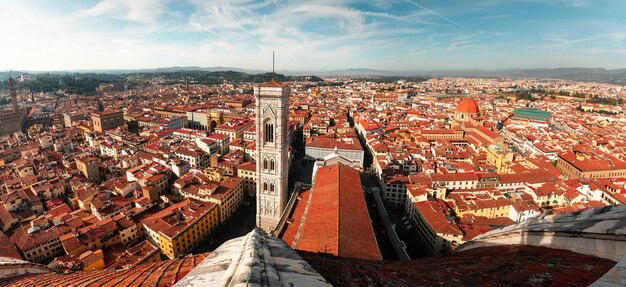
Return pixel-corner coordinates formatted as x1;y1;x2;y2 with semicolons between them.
80;0;169;24
0;0;624;71
403;0;462;27
474;13;512;20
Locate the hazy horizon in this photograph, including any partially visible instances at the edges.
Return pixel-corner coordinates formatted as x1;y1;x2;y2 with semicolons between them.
1;66;625;73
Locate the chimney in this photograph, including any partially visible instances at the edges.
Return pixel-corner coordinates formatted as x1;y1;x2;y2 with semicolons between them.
9;77;19;113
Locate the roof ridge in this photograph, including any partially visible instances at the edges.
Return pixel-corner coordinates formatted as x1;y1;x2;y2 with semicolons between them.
336;164;341;256
292;184;316;248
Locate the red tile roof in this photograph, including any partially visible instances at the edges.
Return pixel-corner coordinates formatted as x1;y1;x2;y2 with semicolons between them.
300;245;616;287
414;201;463;236
93;109;122;117
457;98;480;114
305;135;363;151
282;163;382;261
142;198;216;239
457;215;514;241
0;230;21;259
259;80;286;87
560;150;626;172
280;187;312;246
430;172;479;182
237;161;256;172
0;253;207;287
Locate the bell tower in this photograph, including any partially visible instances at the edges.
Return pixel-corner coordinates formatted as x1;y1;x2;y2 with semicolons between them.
9;77;19;113
255;53;290;233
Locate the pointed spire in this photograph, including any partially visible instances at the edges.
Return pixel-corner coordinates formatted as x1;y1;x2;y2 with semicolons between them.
258;50;285;87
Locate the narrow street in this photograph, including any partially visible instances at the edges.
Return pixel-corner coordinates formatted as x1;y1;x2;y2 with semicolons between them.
192;195;256;254
288;128;313;192
194;128;312;255
192;125;399;260
361;171;399;260
364;191;399;260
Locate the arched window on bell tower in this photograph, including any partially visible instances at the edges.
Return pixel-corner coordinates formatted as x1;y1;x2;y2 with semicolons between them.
264;119;274;144
270;159;275;171
270;183;275;193
263;159;268;170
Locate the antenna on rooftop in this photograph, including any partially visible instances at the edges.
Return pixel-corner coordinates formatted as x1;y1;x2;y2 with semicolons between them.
272;50;275;81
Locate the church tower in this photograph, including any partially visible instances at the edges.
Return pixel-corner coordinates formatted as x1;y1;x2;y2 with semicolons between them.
255;56;290;233
9;78;19;113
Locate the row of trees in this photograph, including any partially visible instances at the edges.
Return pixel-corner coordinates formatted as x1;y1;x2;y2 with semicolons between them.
511;89;624;106
131;71;322;85
353;76;428;83
575;105;619;115
0;73;124;95
586;95;624;106
0;97;11;105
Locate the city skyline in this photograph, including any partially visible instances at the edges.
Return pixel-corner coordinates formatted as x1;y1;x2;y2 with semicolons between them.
1;0;626;71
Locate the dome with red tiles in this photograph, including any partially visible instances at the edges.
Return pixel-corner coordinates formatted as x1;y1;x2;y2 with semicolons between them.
456;98;480;114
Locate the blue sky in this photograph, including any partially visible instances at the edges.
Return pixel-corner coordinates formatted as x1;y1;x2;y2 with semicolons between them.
1;0;625;71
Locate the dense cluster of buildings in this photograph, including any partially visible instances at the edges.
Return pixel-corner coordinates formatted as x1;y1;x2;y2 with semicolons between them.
0;73;624;269
342;78;626;256
0;78;272;270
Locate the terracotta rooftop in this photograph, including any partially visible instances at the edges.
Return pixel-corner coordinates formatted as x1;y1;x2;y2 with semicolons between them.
236;161;256;172
93;109;122;117
0;253;206;287
258;79;286;88
175;228;332;286
107;240;160;269
560;150;626;172
414;200;463;236
456;98;480;114
280;163;382;261
142;198;217;239
306;135;363;151
0;205;623;286
0;231;21;260
300;245;616;287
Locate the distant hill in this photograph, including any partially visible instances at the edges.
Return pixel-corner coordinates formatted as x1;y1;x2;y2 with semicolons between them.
0;66;266;75
0;70;323;95
511;68;626;85
281;67;626;85
317;68;397;77
2;66;625;86
396;68;626;85
119;66;267;74
288;67;626;85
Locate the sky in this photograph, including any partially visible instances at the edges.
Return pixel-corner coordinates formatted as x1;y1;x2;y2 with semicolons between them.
1;0;625;71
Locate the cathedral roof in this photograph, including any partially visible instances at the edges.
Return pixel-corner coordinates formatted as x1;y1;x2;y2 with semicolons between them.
300;245;616;287
0;253;206;286
456;98;480;114
176;228;331;287
280;163;382;261
0;206;624;286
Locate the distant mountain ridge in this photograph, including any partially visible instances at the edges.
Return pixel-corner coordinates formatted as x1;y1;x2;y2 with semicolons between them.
311;67;626;85
2;66;625;85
